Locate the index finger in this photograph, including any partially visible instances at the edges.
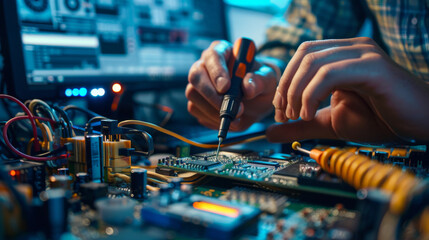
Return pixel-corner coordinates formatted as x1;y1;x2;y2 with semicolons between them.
202;40;233;94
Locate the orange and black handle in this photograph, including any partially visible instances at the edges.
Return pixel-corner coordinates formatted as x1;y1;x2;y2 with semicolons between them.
218;37;256;141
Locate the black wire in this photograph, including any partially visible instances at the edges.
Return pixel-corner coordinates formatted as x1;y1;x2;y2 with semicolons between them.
85;116;108;134
53;106;73;137
36;145;68;157
63;105;100;118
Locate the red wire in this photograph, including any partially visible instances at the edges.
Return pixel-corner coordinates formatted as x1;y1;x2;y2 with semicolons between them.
3;115;66;161
0;94;40;151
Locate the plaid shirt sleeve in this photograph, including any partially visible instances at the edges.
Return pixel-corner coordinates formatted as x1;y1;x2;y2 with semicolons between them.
258;0;366;65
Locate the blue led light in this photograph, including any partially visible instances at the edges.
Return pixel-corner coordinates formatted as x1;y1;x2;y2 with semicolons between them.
98;88;105;96
90;88;98;97
72;88;79;96
79;87;87;97
65;89;72;97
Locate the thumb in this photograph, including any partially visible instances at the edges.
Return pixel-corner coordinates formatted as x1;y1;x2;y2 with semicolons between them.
266;107;337;142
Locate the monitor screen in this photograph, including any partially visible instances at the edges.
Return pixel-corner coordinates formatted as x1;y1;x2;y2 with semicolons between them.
0;0;227;99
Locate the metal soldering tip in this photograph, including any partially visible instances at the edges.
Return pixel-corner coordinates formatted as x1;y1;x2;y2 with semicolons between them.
216;137;223;160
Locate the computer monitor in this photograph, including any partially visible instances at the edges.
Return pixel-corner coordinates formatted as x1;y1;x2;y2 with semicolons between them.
0;0;227;100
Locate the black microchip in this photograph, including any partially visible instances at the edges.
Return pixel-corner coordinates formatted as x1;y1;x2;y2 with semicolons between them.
186;160;222;170
155;167;177;176
273;162;301;177
247;160;280;169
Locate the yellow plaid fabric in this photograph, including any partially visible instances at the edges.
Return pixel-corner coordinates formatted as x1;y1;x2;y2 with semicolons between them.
260;0;429;81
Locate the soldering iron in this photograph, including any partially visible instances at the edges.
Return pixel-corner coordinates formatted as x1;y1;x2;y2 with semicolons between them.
216;37;256;159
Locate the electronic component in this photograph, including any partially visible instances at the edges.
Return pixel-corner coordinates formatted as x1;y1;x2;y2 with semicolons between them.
183;159;223;171
49;175;72;191
80;182;108;209
95;198;137;226
247;160;280;169
155;167;177;176
141;194;260;240
85;133;104;182
57;167;69;175
40;189;69;240
74;172;89;194
219;187;287;214
130;168;147;200
5;160;46;197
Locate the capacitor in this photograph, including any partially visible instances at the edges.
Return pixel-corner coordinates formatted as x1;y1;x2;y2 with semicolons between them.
40;189;68;240
130;168;147;200
57;168;69;175
85;133;104;182
49;175;72;191
74;172;89;194
80;182;108;209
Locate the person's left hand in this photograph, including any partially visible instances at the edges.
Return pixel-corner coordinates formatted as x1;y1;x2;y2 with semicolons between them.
267;37;429;143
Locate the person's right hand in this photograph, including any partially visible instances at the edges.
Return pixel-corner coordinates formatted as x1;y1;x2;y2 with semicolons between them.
186;40;279;131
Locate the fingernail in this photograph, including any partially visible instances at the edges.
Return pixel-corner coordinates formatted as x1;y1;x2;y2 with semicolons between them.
275;109;285;122
247;78;256;98
272;91;284;109
216;77;228;92
300;108;307;120
286;104;292;119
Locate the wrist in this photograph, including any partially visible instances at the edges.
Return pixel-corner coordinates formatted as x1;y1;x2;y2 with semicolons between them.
256;56;285;82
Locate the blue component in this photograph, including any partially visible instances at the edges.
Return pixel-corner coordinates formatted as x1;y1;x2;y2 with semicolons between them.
65;89;72;97
90;88;98;97
98;88;105;97
72;88;79;96
79;88;87;97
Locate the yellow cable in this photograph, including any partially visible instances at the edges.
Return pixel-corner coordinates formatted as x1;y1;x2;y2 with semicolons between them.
36;121;48;143
147;171;171;182
26;138;35;154
118;120;266;149
146;185;159;191
42;123;53;142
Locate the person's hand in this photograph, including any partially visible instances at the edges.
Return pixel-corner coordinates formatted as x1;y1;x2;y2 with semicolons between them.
186;40;279;131
268;37;429;143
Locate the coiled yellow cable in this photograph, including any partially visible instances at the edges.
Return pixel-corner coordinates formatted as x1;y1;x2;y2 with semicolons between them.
292;141;419;215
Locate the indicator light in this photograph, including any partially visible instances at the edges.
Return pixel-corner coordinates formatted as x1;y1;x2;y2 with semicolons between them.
72;88;79;96
65;89;72;97
98;88;105;96
79;88;87;97
193;201;239;218
91;88;98;97
112;83;122;93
